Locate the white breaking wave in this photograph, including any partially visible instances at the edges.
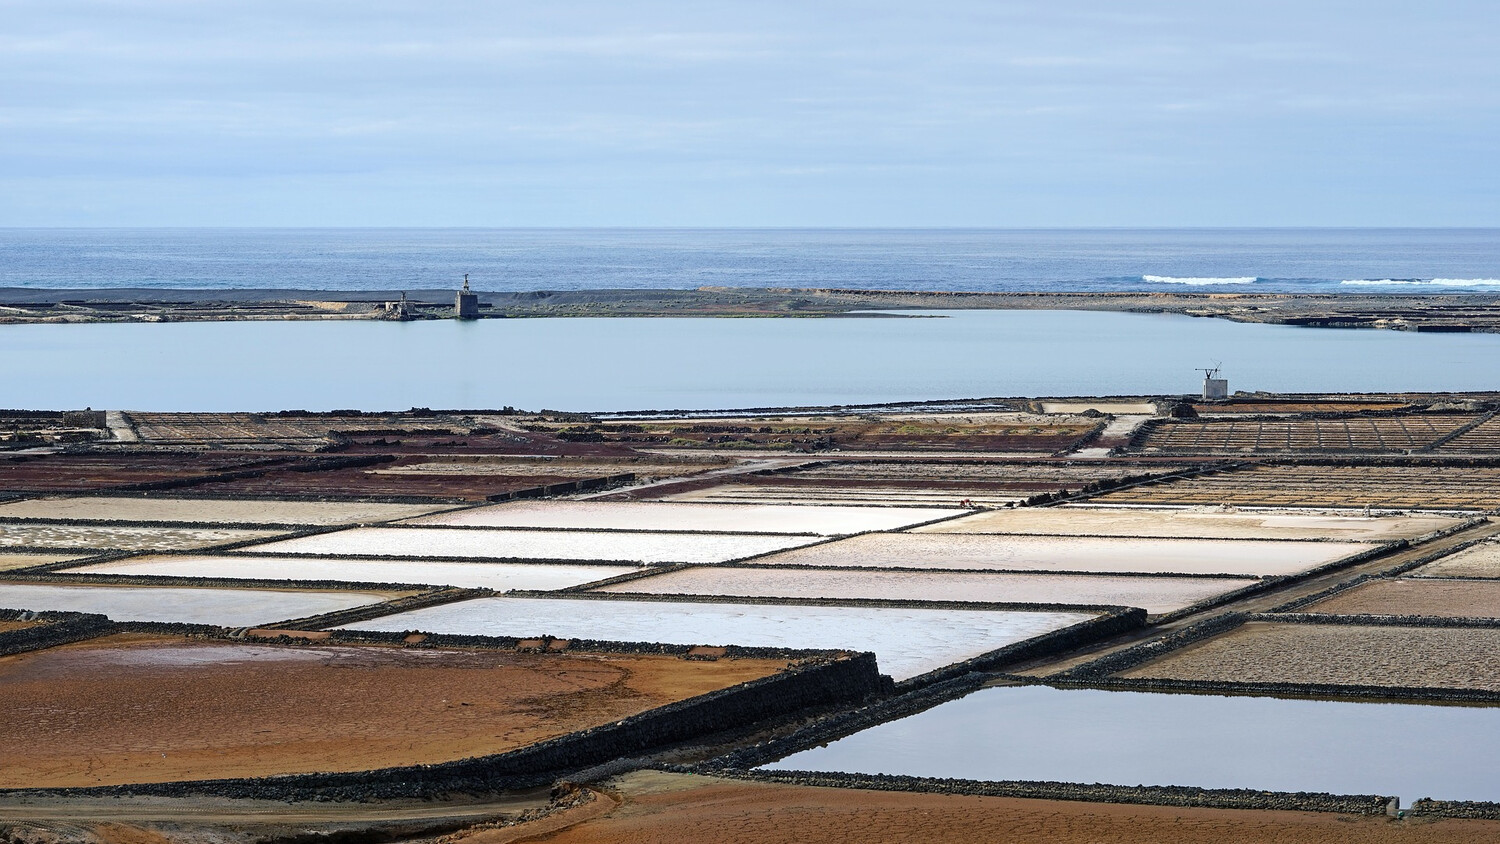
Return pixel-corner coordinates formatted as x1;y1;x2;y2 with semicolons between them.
1141;275;1257;286
1342;278;1500;287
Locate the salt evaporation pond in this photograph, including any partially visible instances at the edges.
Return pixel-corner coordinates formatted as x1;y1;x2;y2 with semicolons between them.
0;496;450;526
242;527;818;564
0;553;86;572
919;506;1459;542
0;583;391;627
0;523;285;552
340;596;1095;681
406;501;961;535
61;555;639;591
598;567;1257;615
764;685;1500;803
755;534;1372;577
1412;541;1500;578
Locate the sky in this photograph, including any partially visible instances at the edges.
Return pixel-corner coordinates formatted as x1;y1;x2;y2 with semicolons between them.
1;1;1497;227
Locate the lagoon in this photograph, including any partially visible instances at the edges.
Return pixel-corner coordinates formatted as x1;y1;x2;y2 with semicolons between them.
6;309;1500;411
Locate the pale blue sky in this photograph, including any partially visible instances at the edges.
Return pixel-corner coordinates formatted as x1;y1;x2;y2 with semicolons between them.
2;1;1496;226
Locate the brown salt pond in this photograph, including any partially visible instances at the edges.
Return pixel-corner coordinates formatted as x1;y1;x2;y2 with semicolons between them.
595;567;1257;615
1303;578;1500;618
1117;621;1500;690
0;634;788;788
0;495;451;526
749;533;1371;577
915;506;1459;542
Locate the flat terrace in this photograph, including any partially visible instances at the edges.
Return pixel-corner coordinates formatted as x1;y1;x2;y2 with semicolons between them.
1302;578;1500;618
0;633;791;788
1438;415;1500;454
1130;413;1478;455
123;411;459;448
1114;619;1500;691
180;455;646;501
918;506;1460;541
522;412;1102;453
645;460;1195;507
1091;464;1500;511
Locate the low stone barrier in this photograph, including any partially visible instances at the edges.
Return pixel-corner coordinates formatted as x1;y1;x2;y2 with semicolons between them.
722;769;1396;816
1409;799;1500;819
0;609;114;656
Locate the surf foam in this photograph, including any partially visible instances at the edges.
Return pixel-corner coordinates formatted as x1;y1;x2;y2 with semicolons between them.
1142;275;1257;286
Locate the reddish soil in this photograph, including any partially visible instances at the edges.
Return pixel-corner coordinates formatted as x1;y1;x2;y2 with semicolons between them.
0;635;785;788
186;464;611;501
454;772;1500;844
0;620;43;633
0;452;309;493
186;454;713;501
519;417;1099;453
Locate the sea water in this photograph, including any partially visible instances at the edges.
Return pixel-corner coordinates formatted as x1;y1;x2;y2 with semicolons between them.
2;228;1498;293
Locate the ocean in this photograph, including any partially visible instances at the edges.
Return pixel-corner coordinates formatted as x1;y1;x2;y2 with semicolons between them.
1;228;1497;294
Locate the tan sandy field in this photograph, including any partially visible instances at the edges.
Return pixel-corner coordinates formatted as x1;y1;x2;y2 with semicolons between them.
1414;541;1500;578
0;635;785;788
0;552;82;572
1306;578;1500;618
1119;621;1500;689
0;495;450;525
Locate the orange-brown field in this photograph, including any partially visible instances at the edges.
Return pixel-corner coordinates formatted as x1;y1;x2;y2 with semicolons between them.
0;635;786;788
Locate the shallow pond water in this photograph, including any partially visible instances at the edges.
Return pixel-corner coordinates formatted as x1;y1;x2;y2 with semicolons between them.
243;527;818;564
61;555;638;591
340;596;1095;681
406;501;960;535
598;567;1256;615
0;583;391;626
764;684;1500;803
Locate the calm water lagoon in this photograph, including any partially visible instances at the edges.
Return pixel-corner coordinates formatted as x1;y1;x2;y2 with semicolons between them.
765;685;1500;803
6;309;1500;411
